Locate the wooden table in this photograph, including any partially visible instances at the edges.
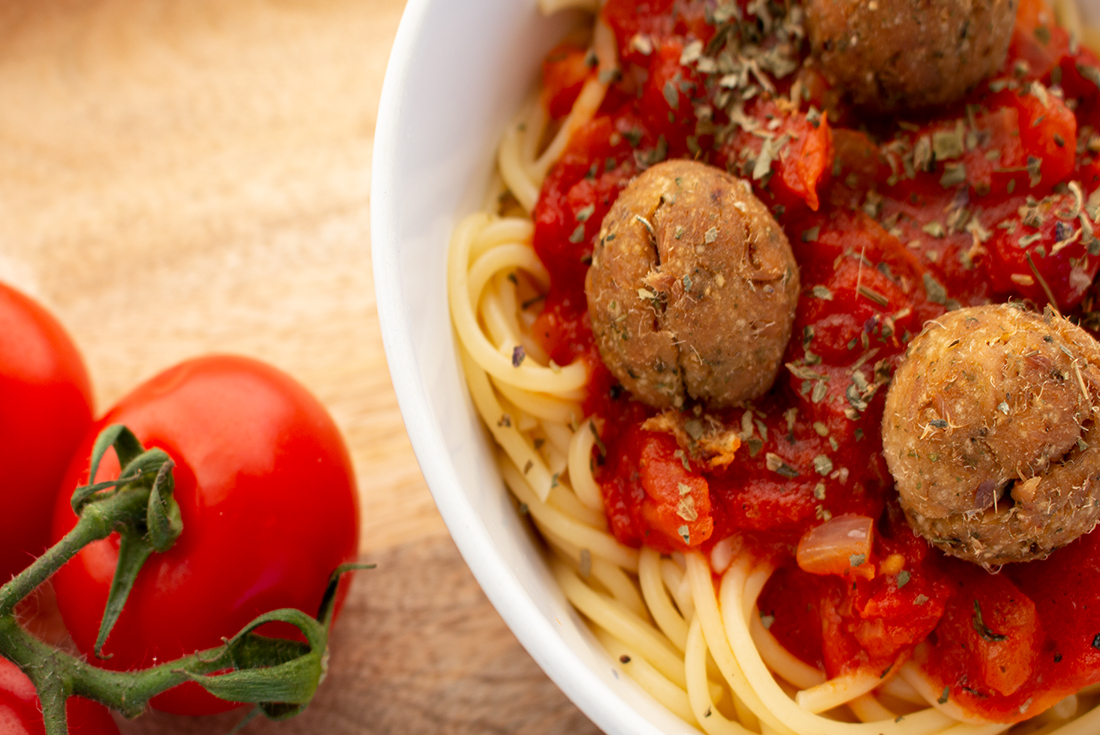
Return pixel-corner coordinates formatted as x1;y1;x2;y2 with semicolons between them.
0;1;601;732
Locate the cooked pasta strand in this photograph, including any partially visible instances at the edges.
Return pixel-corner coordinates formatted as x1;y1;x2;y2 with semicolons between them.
501;455;638;569
640;546;691;652
686;616;759;734
597;628;702;726
555;559;688;688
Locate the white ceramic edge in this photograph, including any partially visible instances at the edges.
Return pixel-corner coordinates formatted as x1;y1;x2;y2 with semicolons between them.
370;2;688;734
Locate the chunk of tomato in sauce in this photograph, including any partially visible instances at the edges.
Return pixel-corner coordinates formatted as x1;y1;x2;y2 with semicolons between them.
760;505;950;678
715;98;833;213
705;402;887;551
638;431;713;551
845;513;950;670
597;425;712;553
923;565;1046;718
983;191;1100;310
541;43;596;120
786;208;938;364
601;0;713;61
634;39;707;143
992;87;1077;191
955;105;1030;199
1005;530;1100;713
1009;0;1071;82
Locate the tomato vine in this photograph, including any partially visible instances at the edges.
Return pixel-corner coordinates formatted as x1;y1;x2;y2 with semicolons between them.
0;424;369;735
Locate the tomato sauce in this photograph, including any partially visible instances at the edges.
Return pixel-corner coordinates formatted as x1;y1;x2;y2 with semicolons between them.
529;0;1100;721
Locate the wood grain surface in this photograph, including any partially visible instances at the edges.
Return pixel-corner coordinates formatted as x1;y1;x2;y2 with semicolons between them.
0;1;600;732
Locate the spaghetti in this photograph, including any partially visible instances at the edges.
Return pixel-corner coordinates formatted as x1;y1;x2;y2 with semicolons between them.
448;0;1100;733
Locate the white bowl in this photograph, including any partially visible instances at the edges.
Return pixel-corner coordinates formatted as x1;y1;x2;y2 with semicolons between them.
370;1;696;733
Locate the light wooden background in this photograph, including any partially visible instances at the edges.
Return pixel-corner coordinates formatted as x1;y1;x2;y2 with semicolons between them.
0;1;601;733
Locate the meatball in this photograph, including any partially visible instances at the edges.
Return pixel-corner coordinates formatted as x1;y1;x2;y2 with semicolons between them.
883;304;1100;566
585;160;799;409
806;0;1017;113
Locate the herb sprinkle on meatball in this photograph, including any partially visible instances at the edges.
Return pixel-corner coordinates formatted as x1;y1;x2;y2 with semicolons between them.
883;303;1100;566
585;160;799;410
806;0;1018;113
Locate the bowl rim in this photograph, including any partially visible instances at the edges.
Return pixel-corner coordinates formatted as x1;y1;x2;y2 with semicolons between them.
369;2;671;733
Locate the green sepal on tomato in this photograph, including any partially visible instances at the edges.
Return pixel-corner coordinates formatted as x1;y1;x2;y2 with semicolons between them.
49;355;360;716
0;658;119;735
0;283;94;584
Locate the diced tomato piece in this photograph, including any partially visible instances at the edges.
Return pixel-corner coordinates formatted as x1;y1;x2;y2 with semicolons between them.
959;105;1029;198
1008;530;1100;698
1008;0;1071;81
984;191;1099;310
638;431;713;551
596;422;712;553
636;40;705;140
997;87;1077;191
819;584;867;676
541;44;595;120
787;208;935;363
779;110;832;212
928;567;1042;699
717;98;833;212
713;474;823;540
601;0;713;63
846;508;950;667
763;505;950;678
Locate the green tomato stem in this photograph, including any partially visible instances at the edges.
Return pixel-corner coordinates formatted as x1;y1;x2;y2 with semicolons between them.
0;608;252;734
0;487;147;619
0;426;344;735
27;658;68;735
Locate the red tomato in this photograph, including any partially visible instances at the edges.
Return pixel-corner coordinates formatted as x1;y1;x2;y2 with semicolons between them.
0;658;119;735
0;284;93;583
49;355;360;715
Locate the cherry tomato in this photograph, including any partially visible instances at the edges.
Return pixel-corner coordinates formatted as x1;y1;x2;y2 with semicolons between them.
0;657;120;735
50;355;360;715
0;283;93;583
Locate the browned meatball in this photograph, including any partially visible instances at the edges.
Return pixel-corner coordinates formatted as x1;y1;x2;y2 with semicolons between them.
585;160;799;409
806;0;1017;113
883;304;1100;566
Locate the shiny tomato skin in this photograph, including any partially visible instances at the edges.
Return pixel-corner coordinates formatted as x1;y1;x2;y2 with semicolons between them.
0;284;94;583
49;355;360;716
0;657;119;735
